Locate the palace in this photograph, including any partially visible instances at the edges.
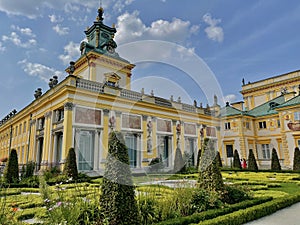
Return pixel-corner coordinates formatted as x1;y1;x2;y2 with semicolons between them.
0;8;300;174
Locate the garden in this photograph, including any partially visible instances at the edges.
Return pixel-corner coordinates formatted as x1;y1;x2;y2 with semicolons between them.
1;135;300;225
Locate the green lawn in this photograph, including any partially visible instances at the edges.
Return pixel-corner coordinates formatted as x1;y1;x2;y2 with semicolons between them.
1;171;300;224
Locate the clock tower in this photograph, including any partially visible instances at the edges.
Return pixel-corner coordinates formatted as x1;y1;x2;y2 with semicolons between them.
67;7;135;89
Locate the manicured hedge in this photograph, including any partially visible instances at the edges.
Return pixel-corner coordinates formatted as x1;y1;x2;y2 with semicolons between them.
154;197;271;225
198;194;300;225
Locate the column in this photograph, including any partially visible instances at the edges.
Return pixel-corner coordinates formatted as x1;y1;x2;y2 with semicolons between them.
152;117;157;157
42;111;52;169
52;133;58;167
27;119;36;162
62;102;74;165
102;109;109;161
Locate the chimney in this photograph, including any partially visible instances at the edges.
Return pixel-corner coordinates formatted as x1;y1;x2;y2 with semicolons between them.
231;101;244;111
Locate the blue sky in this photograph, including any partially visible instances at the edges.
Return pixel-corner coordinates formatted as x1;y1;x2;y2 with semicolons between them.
1;0;300;118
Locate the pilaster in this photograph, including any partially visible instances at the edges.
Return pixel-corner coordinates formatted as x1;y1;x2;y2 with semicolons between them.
62;102;74;164
102;109;110;160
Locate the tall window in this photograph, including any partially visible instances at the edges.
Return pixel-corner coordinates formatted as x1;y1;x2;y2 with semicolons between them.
259;121;267;129
224;122;231;130
244;121;250;129
294;112;300;121
261;144;270;159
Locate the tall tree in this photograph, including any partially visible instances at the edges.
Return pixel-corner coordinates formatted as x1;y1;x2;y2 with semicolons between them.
248;149;258;171
4;149;19;183
293;147;300;171
198;139;224;192
233;149;242;169
215;151;223;168
271;148;281;171
63;147;78;179
173;147;185;173
99;131;140;225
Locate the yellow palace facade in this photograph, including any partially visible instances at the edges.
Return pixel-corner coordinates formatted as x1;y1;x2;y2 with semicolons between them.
0;8;300;173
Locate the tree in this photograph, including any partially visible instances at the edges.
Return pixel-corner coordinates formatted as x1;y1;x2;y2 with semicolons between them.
4;149;19;183
233;149;242;169
198;139;224;192
293;147;300;171
63;148;78;179
215;151;223;168
248;149;258;171
99;131;140;225
196;149;202;169
271;148;281;171
173;147;185;173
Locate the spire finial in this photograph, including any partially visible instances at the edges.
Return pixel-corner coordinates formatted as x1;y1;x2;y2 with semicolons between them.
97;0;104;22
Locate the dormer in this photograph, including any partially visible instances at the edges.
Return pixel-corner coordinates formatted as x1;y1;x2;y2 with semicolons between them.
104;72;121;88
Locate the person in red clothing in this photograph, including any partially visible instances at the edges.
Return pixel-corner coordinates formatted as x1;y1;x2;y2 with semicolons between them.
242;158;247;169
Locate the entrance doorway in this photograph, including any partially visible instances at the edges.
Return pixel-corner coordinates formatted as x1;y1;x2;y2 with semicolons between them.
158;136;172;168
77;130;94;171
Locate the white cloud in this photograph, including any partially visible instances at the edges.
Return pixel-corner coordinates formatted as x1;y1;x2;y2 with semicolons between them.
203;13;224;43
0;0;99;19
115;11;198;45
11;25;36;37
59;41;81;65
18;59;64;82
52;24;70;36
49;14;64;23
64;2;80;13
113;0;135;13
0;42;5;52
2;32;37;48
0;0;134;20
223;94;237;104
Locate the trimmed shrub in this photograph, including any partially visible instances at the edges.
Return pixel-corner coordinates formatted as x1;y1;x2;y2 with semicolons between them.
216;151;223;168
233;149;242;169
154;197;271;225
196;149;202;169
293;147;300;171
271;148;281;171
248;149;258;171
199;194;300;225
221;185;250;204
99;131;140;225
63;147;78;179
173;147;185;173
198;139;224;193
191;189;222;213
4;149;19;183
